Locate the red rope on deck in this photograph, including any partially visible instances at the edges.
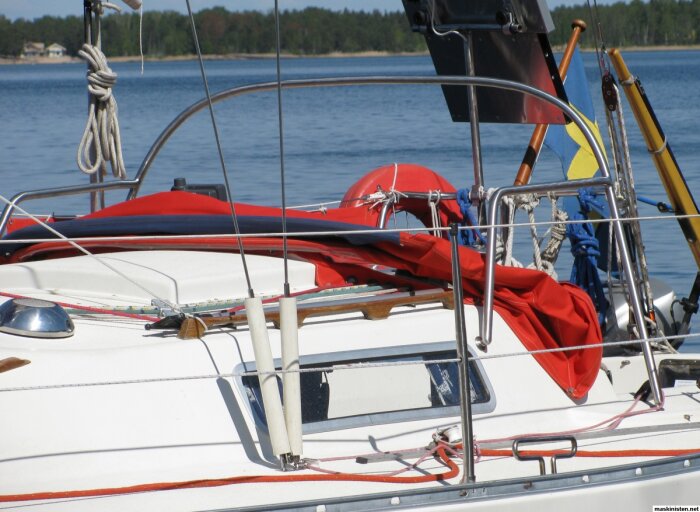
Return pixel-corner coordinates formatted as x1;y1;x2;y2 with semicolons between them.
0;446;458;503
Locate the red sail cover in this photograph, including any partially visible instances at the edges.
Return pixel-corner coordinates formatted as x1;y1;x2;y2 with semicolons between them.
376;234;602;399
18;191;603;398
300;232;602;399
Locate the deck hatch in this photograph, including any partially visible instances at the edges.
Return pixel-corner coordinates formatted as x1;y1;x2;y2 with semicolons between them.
238;342;495;434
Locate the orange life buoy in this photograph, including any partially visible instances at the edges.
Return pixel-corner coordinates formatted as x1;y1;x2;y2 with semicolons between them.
340;163;464;237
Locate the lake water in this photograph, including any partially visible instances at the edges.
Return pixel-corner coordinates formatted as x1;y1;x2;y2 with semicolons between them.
1;51;699;347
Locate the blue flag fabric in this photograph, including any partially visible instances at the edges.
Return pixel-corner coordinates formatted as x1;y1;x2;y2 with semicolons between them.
544;47;606;181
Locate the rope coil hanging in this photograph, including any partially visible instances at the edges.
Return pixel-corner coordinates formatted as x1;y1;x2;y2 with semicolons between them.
77;43;127;179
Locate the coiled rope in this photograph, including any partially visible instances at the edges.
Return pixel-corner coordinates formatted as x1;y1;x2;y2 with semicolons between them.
495;192;567;279
77;43;127;179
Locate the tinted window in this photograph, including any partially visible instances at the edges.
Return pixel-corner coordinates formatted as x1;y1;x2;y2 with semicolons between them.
241;349;491;432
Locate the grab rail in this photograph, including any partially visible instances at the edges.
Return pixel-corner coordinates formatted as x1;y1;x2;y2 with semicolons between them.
513;435;578;475
0;179;140;236
130;75;571;198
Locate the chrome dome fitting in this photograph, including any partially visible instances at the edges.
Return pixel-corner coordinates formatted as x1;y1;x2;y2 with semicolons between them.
0;298;74;338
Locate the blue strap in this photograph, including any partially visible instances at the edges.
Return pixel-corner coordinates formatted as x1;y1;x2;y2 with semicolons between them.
456;188;486;245
567;189;609;324
577;187;609;217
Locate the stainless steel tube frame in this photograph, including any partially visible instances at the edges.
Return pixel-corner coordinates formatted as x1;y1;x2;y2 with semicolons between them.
479;176;610;349
129;75;615;197
449;224;476;483
476;105;661;405
0;180;140;236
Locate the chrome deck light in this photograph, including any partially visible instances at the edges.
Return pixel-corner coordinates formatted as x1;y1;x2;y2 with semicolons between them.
0;298;74;338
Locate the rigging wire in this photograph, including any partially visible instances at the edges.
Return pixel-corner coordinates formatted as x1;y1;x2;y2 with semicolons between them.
4;330;697;392
184;0;254;299
274;0;291;297
586;0;610;80
586;0;659;335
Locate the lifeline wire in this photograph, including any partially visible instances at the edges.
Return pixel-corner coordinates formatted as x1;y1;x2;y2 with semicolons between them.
274;0;291;297
184;0;254;298
3;331;699;393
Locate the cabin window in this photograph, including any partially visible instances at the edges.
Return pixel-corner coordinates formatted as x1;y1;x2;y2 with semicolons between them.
239;343;494;433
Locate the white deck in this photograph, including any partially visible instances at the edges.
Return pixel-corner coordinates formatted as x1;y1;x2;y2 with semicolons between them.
0;251;317;307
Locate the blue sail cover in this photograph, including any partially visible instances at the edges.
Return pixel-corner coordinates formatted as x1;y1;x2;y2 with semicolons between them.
1;215;400;257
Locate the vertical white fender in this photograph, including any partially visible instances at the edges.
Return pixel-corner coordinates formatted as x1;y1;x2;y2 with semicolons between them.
280;296;303;457
245;297;291;457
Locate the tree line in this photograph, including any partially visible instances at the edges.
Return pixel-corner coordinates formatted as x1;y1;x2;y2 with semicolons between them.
1;2;699;59
550;0;700;47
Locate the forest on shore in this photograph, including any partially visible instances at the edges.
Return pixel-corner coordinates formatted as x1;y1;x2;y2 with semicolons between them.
1;1;698;59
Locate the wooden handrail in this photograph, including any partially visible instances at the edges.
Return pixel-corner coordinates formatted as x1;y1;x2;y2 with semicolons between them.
177;289;455;339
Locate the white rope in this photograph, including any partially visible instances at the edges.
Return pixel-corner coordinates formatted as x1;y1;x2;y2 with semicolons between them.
637;315;678;354
515;193;546;271
362;163;409;215
498;196;518;267
495;193;559;279
540;195;568;266
428;190;441;237
390;162;399;191
77;44;127;179
288;200;341;211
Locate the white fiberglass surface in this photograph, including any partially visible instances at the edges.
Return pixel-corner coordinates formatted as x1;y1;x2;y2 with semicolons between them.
0;251;317;306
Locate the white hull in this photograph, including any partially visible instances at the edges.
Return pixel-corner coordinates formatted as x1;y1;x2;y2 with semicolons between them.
1;251;698;510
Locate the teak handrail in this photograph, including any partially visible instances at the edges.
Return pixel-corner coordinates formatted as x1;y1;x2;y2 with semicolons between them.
177;289;455;339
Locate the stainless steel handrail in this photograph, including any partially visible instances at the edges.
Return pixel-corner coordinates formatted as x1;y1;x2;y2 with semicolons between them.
131;75;568;198
478;175;611;349
466;85;662;404
0;179;140;236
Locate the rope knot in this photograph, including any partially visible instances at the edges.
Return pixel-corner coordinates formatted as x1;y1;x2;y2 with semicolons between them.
77;44;127;179
513;193;540;213
79;44;118;101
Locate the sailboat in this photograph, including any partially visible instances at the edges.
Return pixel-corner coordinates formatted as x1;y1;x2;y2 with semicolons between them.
0;0;699;510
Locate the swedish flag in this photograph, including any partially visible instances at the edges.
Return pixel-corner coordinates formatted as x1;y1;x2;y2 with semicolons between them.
544;47;610;322
544;47;606;180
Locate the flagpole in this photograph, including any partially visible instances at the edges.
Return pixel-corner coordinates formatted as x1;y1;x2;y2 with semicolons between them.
513;20;587;186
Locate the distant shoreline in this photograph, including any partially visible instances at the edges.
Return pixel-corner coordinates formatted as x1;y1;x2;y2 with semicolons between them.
0;51;423;65
2;45;700;65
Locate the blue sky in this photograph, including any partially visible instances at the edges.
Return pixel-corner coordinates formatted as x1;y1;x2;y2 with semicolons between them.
1;0;591;20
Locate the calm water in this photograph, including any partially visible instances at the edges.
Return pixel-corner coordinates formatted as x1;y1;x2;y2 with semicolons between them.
1;52;699;345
